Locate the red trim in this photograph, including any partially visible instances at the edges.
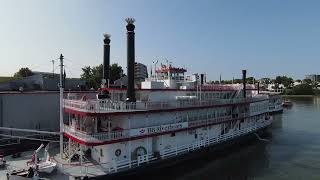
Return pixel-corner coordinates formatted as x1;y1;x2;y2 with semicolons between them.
98;88;127;91
64;112;268;146
64;98;268;116
93;88;238;92
155;66;187;73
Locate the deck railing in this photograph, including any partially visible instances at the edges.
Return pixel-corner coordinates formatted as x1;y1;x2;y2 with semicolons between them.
64;97;268;113
58;119;272;177
63;112;251;143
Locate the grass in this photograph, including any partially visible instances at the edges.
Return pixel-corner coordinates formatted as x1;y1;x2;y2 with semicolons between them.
0;76;18;83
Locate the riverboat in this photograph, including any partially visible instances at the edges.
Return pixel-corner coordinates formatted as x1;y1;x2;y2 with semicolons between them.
55;18;273;178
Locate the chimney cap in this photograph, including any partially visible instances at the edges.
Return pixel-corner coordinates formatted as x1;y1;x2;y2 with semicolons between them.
125;17;135;24
125;18;136;31
103;33;111;44
104;33;111;38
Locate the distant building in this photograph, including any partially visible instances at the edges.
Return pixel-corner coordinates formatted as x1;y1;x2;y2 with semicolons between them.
0;71;85;91
134;62;148;82
114;62;148;88
114;76;128;87
305;74;320;82
267;83;285;91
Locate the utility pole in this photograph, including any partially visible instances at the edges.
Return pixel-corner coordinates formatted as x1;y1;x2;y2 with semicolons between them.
232;74;234;84
51;60;55;76
59;54;64;158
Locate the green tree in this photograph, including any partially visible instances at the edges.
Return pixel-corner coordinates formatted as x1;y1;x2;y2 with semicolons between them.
260;78;271;84
14;67;33;78
275;76;282;84
110;63;123;83
80;63;124;89
275;76;294;88
246;77;255;84
303;78;312;85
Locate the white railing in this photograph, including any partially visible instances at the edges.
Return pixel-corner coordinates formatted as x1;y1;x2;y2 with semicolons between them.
64;125;128;142
59;119;272;177
64;97;268;113
63;113;251;143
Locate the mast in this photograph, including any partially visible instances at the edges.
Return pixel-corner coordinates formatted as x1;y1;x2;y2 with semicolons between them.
59;54;64;158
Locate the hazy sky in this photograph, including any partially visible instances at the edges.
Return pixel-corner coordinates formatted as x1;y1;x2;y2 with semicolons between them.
0;0;319;80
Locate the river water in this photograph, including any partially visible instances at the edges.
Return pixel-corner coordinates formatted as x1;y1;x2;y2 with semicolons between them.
114;97;320;180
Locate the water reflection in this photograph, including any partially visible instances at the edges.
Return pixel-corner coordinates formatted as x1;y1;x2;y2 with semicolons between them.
271;114;283;129
112;140;272;180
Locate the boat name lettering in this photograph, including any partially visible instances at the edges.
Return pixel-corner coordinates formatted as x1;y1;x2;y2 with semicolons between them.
130;122;188;136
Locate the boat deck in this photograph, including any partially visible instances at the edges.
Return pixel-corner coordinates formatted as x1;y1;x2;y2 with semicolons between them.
0;145;68;180
53;156;108;178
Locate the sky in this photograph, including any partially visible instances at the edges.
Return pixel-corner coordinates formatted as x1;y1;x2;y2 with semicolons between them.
0;0;320;80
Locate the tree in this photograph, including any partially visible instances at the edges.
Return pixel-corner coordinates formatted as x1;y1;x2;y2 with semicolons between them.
275;76;282;84
14;67;33;78
80;66;95;88
246;77;255;84
290;83;314;95
303;78;312;85
274;76;294;88
261;78;271;84
80;63;124;89
110;63;123;84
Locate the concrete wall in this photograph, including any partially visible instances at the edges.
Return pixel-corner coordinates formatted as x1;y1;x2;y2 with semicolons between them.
0;91;97;134
0;92;60;132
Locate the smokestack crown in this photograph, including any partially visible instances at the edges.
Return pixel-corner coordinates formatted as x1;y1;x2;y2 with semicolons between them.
104;34;111;45
125;18;136;31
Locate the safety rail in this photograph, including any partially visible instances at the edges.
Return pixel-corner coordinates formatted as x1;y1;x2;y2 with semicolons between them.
63;112;251;143
64;125;129;142
64;97;268;113
58;119;272;177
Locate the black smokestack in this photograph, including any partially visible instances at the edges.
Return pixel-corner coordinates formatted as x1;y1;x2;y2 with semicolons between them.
103;34;111;84
126;18;136;102
257;82;260;94
242;70;247;98
200;74;204;85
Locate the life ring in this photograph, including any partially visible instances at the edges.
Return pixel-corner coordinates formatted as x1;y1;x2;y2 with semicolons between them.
115;149;121;157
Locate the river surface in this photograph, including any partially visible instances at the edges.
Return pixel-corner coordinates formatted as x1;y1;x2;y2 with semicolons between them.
115;97;320;180
2;97;320;180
